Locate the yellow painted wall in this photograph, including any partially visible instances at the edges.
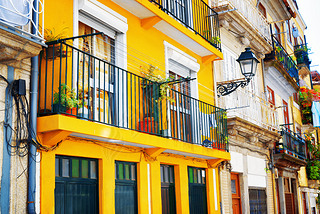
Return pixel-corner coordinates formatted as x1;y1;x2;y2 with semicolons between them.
42;0;219;106
40;0;226;213
40;138;222;214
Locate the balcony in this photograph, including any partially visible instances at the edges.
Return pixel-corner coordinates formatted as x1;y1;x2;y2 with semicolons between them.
294;44;311;70
217;88;280;145
274;126;307;168
111;0;222;59
265;35;299;87
212;0;272;54
37;37;228;152
0;0;44;64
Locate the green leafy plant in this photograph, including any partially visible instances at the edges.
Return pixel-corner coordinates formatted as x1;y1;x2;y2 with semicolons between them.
53;84;81;109
275;46;282;52
44;27;68;42
202;30;221;44
141;65;175;103
278;57;284;62
305;132;320;180
210;36;221;44
307;160;320;180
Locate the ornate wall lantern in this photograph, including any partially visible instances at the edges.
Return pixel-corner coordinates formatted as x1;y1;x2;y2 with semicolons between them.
217;48;260;97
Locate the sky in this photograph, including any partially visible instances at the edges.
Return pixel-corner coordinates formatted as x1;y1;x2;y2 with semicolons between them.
296;0;320;72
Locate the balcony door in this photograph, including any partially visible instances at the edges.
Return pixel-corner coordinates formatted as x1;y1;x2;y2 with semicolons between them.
168;60;193;142
231;173;242;214
77;21;118;125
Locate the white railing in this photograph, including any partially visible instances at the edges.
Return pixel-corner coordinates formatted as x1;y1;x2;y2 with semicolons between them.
0;0;44;42
218;88;279;131
213;0;270;43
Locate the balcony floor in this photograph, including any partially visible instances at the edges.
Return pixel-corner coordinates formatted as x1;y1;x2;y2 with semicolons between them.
37;114;230;161
111;0;222;60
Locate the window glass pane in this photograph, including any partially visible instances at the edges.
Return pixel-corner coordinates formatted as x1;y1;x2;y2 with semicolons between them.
189;167;193;183
194;168;198;183
55;158;60;177
118;163;124;180
82;160;89;178
169;166;174;183
131;164;136;180
125;164;130;180
160;166;164;182
231;180;236;194
62;159;69;177
72;159;80;178
164;166;169;183
90;161;97;179
202;170;206;184
197;169;201;184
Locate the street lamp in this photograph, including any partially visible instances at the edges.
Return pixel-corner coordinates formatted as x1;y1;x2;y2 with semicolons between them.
217;48;260;97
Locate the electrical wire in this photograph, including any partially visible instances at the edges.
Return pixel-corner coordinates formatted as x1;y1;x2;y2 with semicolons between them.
0;77;60;161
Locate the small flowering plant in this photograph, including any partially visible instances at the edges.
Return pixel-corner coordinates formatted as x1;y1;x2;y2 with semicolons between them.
299;87;320;124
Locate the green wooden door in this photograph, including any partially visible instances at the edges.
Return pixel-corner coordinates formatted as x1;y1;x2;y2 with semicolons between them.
55;156;98;214
115;161;137;214
188;167;207;214
161;165;176;214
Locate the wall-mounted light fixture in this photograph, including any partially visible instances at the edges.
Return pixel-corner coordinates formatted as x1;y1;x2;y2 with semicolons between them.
217;48;259;97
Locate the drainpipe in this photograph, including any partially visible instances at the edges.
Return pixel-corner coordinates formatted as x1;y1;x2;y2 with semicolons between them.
28;0;39;213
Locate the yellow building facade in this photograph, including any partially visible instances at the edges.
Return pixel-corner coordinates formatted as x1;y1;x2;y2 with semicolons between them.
37;0;230;213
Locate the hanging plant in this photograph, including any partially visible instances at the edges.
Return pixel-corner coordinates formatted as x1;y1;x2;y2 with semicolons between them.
299;87;320;124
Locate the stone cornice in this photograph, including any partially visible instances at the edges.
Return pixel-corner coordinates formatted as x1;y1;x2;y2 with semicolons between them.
227;116;281;144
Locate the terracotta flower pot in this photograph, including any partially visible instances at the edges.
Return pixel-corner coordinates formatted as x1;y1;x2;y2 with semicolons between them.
65;107;77;118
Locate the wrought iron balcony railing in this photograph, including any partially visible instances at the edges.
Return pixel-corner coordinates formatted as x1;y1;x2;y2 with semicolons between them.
275;126;306;160
217;88;279;131
266;35;299;85
38;37;228;151
0;0;44;43
212;0;270;43
294;44;311;70
150;0;221;50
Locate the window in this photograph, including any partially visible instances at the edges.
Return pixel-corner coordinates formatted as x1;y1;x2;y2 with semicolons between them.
267;86;275;105
286;20;292;44
222;48;240;81
293;92;299;104
78;22;117;124
188;167;207;214
258;3;267;18
55;156;99;213
115;161;137;214
249;189;267;214
161;165;176;214
283;100;289;128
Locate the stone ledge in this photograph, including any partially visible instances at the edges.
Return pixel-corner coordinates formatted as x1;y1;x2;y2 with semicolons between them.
0;28;43;67
227;116;281;144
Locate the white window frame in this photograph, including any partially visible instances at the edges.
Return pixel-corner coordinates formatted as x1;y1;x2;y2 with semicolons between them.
164;41;200;140
73;0;128;126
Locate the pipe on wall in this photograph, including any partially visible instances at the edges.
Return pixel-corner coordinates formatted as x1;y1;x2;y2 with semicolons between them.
28;0;39;213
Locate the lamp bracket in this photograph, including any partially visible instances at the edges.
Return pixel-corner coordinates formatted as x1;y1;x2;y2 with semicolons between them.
217;78;250;97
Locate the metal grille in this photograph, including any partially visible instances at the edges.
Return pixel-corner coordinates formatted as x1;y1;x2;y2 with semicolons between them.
38;35;229;151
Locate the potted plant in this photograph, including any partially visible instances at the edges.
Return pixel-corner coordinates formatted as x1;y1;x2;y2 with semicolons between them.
44;27;68;59
53;83;81;117
138;65;175;134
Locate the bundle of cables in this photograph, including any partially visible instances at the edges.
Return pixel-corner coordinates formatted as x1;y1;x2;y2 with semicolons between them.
1;75;59;159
